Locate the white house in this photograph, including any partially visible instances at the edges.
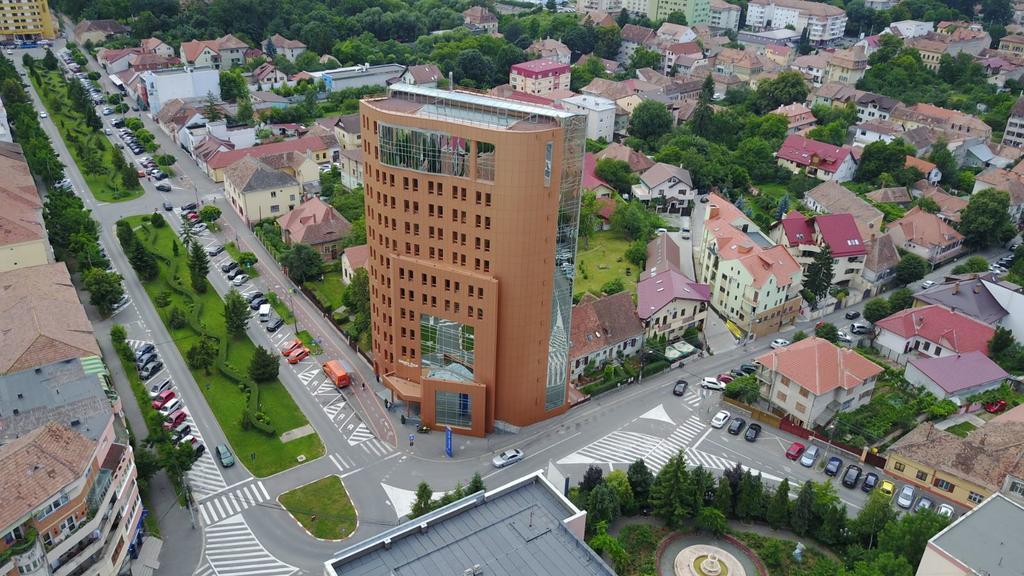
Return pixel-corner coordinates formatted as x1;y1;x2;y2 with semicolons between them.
569;292;645;382
904;352;1008;402
631;163;696;214
873;304;996;364
141;67;220;114
558;94;616;142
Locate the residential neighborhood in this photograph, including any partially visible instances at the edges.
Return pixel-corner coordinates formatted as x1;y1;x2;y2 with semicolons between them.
4;0;1024;575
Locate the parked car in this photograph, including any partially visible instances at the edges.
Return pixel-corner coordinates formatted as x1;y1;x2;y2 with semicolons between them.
190;222;207;233
744;423;761;442
163;201;173;211
896;484;915;509
824;456;843;476
851;323;872;335
135;352;158;369
181;202;198;212
914;496;934;513
151;390;176;410
206;245;225;257
38;111;47;118
717;373;734;385
770;338;790;349
937;503;955;518
155;183;171;192
246;291;264;303
216;444;235;468
135;342;155;361
799;445;820;467
139;361;164;380
249;297;268;310
266;317;284;333
171;423;191;442
281;339;303;357
785;442;806;460
672;379;688;396
739;363;759;374
221;261;239;273
836;330;852;343
162;409;187;429
921;280;936;289
287;347;310;364
879;480;895;497
492;448;524;468
841;464;863;488
710;410;731;429
232;274;250;286
861;472;879;493
845;310;861;320
985;399;1008;413
147;378;171;398
727;417;746;435
226;268;243;281
701;377;726;390
158;398;182;417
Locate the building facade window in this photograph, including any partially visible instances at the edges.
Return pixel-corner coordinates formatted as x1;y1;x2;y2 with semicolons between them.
968;491;984;504
915;470;928;482
934;478;954;492
435;391;471;428
893;462;905;472
1010;480;1024;496
378;124;470;177
420;314;475;381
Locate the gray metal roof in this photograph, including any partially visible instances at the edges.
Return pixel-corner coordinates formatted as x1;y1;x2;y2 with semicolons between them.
0;358;113;444
930;493;1024;575
326;472;615;576
916;275;1009;325
389;83;578;120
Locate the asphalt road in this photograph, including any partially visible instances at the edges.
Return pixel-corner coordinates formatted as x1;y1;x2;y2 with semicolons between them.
22;40;1011;575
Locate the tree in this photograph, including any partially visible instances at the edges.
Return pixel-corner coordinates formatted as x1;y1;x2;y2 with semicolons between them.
628;47;661;71
790;481;816;536
852;490;898;549
894;253;929;285
626;460;654;509
989;326;1016;359
202;92;222;121
186;337;217;373
888;287;914;312
628;100;673;143
713;474;733;518
863;298;891;323
235;96;254;126
724;374;760;403
188;240;210;293
588;482;621;526
594;25;622;60
815;322;840;343
83;268;125;315
223;289;250;337
928;141;957;185
650;452;690;526
856;139;913;183
199;205;222;222
960;188;1016;249
410;481;434;518
915;196;941;213
595;158;636;196
610;199;660;241
578;191;599;249
281;243;324;283
580;464;604;493
605;470;636;515
878;509;949;566
238;251;258;268
689;75;715;138
804;244;834;305
601;277;624;294
767;478;790;529
696;507;726;537
952;255;990;274
735;470;763;521
42;48;58;71
753;71;809;114
248;345;279;382
467;472;485;494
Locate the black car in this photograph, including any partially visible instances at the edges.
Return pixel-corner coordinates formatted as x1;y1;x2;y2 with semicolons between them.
861;472;879;492
730;368;746;377
672;379;688;396
193;444;206;459
249;296;269;310
163;201;173;211
744;423;762;442
727;417;746;435
181;202;198;212
845;310;861;319
154;172;168;180
220;261;239;273
226;268;243;280
245;291;264;303
266;317;285;332
739;363;759;374
155;183;171;192
134;342;155;361
206;245;225;257
824;456;843;476
842;464;863;488
135;352;158;369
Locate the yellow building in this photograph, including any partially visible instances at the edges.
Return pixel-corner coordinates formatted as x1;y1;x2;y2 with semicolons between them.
884;421;1024;509
0;0;56;41
224;156;304;224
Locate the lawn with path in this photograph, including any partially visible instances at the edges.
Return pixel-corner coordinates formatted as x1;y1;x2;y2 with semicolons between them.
279;476;356;540
123;215;322;477
29;68;142;202
574;230;636;298
305;271;346;312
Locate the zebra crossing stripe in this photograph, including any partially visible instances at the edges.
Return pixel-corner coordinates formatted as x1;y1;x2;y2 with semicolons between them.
203;515;297;576
685;448;733;470
200;481;270;526
359;439;392;457
347;422;375;445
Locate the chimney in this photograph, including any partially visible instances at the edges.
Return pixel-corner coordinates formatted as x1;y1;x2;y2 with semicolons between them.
952;282;959;295
708;205;719;219
974;283;982;294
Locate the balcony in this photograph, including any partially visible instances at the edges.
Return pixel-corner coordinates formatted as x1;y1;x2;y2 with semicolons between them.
0;526;38;565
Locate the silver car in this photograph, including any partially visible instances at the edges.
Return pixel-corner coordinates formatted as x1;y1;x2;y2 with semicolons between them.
896;484;915;509
799;445;820;467
492;448;524;468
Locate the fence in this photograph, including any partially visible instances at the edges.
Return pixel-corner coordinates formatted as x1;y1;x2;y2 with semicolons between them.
778;417;866;460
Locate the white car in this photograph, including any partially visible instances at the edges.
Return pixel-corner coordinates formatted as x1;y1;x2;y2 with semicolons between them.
38;111;47;118
990;264;1007;275
492;448;524;468
232;274;250;286
937;503;955;518
701;377;726;391
770;338;790;349
836;330;852;343
710;410;731;429
921;280;936;289
147;378;172;399
896;484;915;509
158;397;183;417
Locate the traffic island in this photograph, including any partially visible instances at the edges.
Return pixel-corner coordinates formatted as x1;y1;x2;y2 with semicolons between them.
279;476;357;540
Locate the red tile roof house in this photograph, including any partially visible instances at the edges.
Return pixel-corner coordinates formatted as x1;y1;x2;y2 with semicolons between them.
777;134;858;182
904;351;1008;402
874;304;996;365
277;197;351;262
773;211;867;287
582;152;616;199
569;292;645;382
755;337;884;427
509;59;571;96
887;206;965;265
341;244;369;284
637;232;711;343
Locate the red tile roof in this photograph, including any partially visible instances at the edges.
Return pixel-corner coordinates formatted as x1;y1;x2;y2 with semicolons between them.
814;213;867;257
510;58;570;78
570;292;644;359
277;197;351;246
777;134;853;174
756;337;883;396
875;304;995;355
343;244;369;270
582;152;611;191
636;268;710;320
208;135;327;169
780;210;815;246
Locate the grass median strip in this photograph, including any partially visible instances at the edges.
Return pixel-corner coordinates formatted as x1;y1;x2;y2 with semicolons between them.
122;215;323;477
279;476;356;540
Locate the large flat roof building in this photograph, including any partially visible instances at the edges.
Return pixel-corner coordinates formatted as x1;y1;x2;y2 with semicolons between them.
918;493;1024;576
361;84;586;435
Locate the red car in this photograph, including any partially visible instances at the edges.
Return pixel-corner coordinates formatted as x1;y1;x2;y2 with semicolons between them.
162;409;188;429
151;389;176;410
785;442;806;460
287;347;310;364
281;338;303;357
186;212;199;222
985;399;1008;414
717;373;734;385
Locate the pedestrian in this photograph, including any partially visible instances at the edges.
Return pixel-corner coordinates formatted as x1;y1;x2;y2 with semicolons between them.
362;382;366;390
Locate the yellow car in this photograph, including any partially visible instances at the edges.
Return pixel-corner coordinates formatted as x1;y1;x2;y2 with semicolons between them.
879;480;895;496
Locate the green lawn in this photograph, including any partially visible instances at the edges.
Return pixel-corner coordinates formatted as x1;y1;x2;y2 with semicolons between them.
306;271;346;312
574;230;636;298
267;291;295;324
279;476;356;540
30;69;143;202
123;216;323;477
225;242;259;277
944;422;977;438
296;330;324;355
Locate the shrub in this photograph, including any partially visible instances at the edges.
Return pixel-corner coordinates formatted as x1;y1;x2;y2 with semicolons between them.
168;306;187;329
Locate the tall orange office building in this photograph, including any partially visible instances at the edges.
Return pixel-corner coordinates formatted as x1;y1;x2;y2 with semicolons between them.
361;84;586;436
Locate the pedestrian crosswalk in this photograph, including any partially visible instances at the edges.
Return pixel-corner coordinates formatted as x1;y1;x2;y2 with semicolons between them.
360;438;393;457
558;430;665;466
685;447;734;471
346;422;374;445
203;515;298;576
199;480;270;526
193;561;215;576
328;452;356;472
645;416;707;472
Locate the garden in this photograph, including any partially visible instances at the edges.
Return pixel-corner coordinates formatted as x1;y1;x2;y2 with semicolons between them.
118;215;323;477
279;476;356;540
26;63;142;202
574;230;638;299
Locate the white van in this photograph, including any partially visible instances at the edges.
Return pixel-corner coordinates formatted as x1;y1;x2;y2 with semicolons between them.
258;303;272;322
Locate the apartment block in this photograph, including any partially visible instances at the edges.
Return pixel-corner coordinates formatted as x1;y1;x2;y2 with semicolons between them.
577;0;623;13
709;0;741;30
695;193;803;337
745;0;847;45
624;0;711;24
509;59;571;96
0;0;54;41
773;211;867;288
360;84;587;435
1002;97;1024;148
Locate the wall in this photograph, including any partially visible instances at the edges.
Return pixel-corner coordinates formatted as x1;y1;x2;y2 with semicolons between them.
884;453;992;508
645;299;707;342
226;180;302;224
